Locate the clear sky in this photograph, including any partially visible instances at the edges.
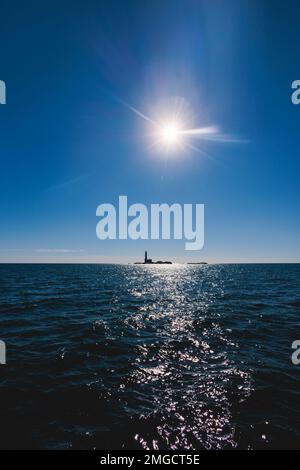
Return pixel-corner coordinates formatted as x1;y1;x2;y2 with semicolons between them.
0;0;299;263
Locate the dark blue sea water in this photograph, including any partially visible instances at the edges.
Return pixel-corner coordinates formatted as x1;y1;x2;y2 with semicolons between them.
0;263;300;450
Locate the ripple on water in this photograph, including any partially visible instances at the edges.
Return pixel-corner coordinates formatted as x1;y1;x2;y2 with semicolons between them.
0;263;300;449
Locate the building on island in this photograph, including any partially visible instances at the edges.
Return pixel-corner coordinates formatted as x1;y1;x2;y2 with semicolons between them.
134;251;172;265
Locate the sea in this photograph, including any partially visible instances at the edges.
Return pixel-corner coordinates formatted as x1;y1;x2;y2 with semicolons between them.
0;263;299;450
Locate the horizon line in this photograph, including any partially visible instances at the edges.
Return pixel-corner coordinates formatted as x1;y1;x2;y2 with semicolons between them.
0;261;299;265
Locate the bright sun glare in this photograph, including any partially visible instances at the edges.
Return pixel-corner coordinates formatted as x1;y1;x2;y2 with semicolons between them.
118;95;242;155
160;122;182;147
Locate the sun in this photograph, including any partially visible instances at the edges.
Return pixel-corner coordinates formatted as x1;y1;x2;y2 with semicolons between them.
159;121;182;149
118;95;239;156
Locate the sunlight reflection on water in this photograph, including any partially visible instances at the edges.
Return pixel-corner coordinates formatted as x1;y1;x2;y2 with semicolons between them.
1;264;300;449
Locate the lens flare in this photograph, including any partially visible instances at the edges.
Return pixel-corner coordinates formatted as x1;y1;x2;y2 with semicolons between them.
160;122;181;146
114;94;245;156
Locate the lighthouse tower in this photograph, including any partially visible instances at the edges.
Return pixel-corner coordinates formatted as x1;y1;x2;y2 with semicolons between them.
144;251;152;264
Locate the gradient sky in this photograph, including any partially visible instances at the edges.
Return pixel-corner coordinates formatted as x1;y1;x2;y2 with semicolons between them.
0;0;299;263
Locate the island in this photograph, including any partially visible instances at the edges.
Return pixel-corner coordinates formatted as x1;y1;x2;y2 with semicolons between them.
187;262;208;265
134;251;172;265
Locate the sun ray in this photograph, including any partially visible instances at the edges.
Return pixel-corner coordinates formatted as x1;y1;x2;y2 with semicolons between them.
115;95;246;157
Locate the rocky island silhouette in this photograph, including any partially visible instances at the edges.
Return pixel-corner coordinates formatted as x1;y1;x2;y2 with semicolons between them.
134;251;172;265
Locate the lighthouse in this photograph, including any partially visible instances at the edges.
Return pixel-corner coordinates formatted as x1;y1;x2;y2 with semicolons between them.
144;251;152;264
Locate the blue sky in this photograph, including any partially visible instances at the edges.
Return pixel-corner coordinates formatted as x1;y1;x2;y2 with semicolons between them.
0;0;299;263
